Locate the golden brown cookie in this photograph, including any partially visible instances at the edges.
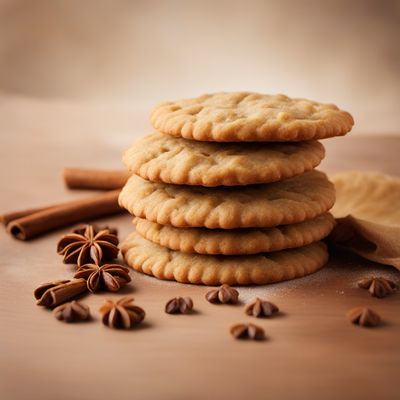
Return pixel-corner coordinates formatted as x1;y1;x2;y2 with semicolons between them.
123;132;325;186
150;92;353;142
133;213;335;255
118;170;335;229
121;232;329;285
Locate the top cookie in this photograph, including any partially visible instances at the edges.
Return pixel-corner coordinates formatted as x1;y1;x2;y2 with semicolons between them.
123;132;325;186
150;92;354;142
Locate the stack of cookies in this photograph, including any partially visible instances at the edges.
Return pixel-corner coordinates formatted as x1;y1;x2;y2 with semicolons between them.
119;92;353;285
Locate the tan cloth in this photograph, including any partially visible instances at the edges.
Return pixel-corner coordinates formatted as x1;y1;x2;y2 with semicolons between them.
330;171;400;270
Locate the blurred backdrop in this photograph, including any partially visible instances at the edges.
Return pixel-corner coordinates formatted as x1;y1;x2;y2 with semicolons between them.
0;0;399;133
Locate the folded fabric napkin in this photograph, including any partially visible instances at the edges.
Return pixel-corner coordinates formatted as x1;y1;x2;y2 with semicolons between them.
329;171;400;270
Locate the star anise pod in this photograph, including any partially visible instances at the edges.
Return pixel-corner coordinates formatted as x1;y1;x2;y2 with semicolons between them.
230;323;266;341
347;307;381;327
74;263;131;293
205;284;239;304
245;298;279;318
53;300;90;322
165;297;193;314
358;277;398;298
34;279;88;308
73;224;117;236
100;297;145;329
57;224;119;266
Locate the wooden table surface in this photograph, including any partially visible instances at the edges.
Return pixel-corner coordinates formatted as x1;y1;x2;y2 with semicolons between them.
1;95;399;400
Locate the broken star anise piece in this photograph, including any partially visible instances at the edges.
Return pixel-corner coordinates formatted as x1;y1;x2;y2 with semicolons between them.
165;297;193;314
57;224;119;266
245;298;279;318
230;323;266;341
100;297;145;329
358;277;398;298
74;263;131;293
205;284;239;304
53;300;90;322
34;279;88;308
347;307;381;327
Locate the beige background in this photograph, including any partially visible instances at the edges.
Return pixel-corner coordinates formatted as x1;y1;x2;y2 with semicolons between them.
0;0;399;133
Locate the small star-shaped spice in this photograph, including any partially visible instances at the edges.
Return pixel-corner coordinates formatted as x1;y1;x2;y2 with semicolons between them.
57;224;119;266
245;298;279;318
347;307;381;327
230;323;265;341
165;297;193;314
358;277;398;298
53;300;90;322
100;297;145;329
74;263;131;293
73;224;117;237
205;284;239;304
34;279;88;308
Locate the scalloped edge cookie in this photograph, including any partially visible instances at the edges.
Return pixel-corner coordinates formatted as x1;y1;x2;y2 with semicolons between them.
118;170;336;229
121;232;329;285
133;213;335;255
150;92;354;142
123;132;325;186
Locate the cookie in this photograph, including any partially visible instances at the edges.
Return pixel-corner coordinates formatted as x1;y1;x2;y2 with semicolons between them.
121;232;329;285
133;213;335;255
118;170;335;229
150;92;354;142
123;132;325;186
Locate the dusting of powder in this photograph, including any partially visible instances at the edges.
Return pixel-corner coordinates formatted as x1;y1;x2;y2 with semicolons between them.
122;229;399;303
238;252;399;303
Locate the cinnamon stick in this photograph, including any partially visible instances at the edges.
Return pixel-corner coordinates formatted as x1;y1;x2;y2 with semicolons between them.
1;206;52;226
5;190;124;240
64;168;129;190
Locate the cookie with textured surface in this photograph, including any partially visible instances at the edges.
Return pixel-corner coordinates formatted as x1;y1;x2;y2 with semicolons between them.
123;132;325;186
133;213;335;255
119;170;335;229
150;92;353;142
121;232;328;286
